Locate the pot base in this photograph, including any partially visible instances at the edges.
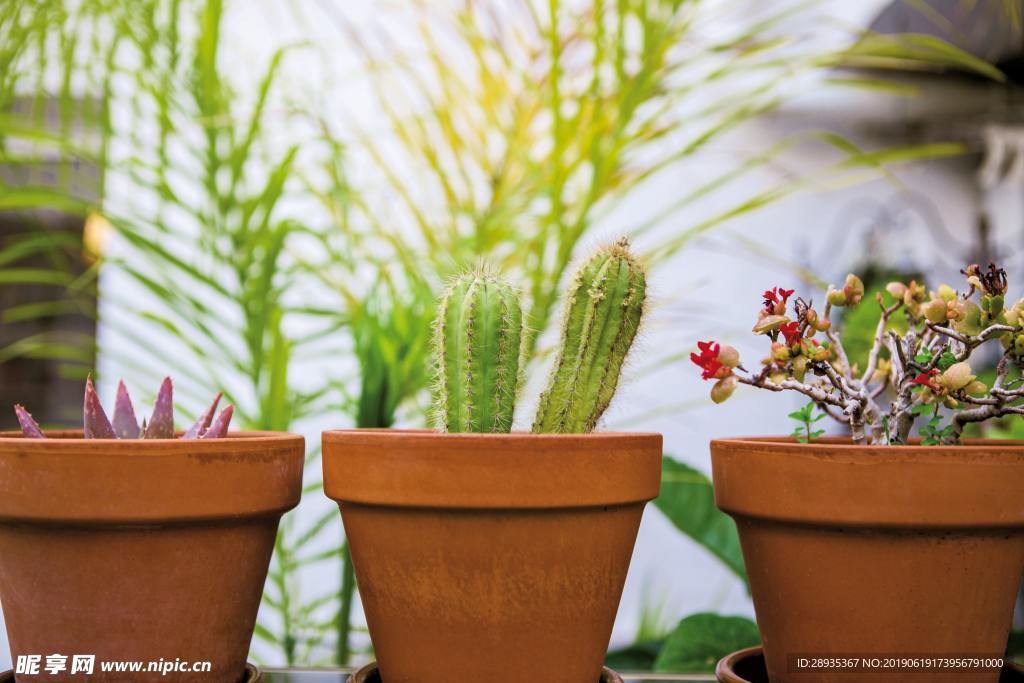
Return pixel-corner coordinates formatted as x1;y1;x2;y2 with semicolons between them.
351;662;624;682
715;647;1024;683
0;663;261;682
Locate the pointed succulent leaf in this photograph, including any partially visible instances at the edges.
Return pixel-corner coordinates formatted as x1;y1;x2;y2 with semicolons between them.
83;376;116;439
14;405;45;438
199;405;234;439
111;381;141;439
144;377;175;439
752;315;791;334
182;392;222;439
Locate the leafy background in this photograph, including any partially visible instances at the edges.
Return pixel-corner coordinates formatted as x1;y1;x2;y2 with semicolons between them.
1;0;1021;671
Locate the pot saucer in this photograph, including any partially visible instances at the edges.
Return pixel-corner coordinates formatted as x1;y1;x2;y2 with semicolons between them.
716;647;1024;682
0;662;261;682
350;662;624;682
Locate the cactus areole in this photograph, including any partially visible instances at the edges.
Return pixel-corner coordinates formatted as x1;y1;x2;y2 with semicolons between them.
13;376;233;439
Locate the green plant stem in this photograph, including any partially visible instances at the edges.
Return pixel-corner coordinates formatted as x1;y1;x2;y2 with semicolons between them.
336;541;356;666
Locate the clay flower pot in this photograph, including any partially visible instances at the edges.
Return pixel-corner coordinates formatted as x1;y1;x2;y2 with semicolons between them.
0;430;305;683
322;429;662;683
711;437;1024;683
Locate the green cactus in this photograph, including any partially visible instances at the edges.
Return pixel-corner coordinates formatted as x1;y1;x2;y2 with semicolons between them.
533;238;646;433
434;270;524;432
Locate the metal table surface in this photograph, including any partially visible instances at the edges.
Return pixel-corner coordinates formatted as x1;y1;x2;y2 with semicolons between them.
262;669;716;682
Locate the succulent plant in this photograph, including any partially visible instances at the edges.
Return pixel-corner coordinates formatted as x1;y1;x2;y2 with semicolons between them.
694;262;1024;446
14;376;233;440
533;237;647;433
433;269;524;433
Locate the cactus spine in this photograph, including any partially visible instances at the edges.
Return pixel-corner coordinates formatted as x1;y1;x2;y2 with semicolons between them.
435;270;524;432
533;238;646;433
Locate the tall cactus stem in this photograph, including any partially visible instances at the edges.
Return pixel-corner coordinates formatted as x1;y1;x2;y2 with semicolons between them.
533;237;647;433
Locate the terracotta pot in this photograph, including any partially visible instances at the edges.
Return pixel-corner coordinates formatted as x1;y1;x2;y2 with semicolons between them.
349;662;625;683
712;437;1024;683
322;429;662;683
716;646;769;683
0;431;304;683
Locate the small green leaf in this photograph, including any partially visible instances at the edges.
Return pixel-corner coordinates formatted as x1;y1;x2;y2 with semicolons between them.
605;641;663;671
653;613;761;673
937;350;957;371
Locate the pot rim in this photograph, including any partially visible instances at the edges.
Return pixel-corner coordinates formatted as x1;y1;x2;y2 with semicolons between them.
711;436;1024;528
0;429;301;451
322;428;662;509
712;434;1024;453
324;427;661;440
0;430;305;524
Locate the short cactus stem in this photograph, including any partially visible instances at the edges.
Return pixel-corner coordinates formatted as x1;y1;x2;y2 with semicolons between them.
434;270;524;433
533;238;647;433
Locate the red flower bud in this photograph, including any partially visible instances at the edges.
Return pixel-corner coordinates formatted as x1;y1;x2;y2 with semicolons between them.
691;340;731;381
780;321;801;347
762;286;795;316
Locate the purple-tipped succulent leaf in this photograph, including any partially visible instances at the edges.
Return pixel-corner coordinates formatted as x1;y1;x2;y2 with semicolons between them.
84;376;116;439
18;375;228;441
111;381;141;439
14;405;45;439
199;405;234;440
182;392;222;439
144;377;175;439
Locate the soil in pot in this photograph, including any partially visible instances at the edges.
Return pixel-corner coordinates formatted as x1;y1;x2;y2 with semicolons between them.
0;431;304;683
322;429;662;683
712;437;1024;683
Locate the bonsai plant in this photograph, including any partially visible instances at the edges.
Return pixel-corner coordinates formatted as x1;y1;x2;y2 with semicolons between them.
2;377;304;683
323;238;662;683
694;265;1024;683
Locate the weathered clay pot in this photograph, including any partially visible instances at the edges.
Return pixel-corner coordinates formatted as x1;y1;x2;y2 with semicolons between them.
0;431;304;683
349;662;625;682
712;437;1024;683
322;429;662;683
716;646;769;683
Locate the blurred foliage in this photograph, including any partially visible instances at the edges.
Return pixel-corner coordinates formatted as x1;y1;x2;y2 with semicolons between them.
97;0;339;664
0;1;109;384
1009;629;1024;665
607;612;760;673
656;456;747;586
654;613;760;672
308;0;993;364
